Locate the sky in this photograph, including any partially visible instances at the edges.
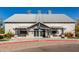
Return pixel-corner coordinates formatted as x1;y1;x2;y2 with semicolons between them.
0;7;79;20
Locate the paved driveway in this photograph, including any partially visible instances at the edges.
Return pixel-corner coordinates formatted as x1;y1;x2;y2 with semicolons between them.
0;40;79;52
16;44;79;52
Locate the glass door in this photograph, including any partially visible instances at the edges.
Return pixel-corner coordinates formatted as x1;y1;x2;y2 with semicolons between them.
34;29;46;37
34;29;39;37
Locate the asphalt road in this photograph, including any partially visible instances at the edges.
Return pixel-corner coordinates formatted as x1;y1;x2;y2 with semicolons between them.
15;44;79;52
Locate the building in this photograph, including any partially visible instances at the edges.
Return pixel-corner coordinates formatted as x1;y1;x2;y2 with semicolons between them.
4;10;75;38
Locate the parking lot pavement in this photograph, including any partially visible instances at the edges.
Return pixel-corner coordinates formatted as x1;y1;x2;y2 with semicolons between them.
15;43;79;52
0;40;79;52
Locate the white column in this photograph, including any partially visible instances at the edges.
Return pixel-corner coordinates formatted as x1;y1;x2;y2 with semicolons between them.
38;22;40;38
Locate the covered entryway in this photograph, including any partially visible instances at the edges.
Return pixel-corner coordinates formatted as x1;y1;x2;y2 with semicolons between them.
34;29;46;37
27;22;50;38
14;22;64;38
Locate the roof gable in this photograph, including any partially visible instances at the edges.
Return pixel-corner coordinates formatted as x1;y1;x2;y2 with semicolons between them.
27;22;50;29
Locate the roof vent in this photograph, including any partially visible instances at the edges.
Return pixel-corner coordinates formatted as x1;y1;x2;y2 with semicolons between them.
48;10;52;14
27;10;32;14
38;10;42;14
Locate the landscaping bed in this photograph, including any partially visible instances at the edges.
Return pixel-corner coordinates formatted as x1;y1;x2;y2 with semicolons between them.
0;32;14;41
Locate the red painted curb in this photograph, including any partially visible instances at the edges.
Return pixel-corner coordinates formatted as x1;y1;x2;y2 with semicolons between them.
0;40;79;45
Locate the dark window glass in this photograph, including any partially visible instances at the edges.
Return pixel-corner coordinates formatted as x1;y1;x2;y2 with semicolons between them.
51;31;57;35
20;31;27;34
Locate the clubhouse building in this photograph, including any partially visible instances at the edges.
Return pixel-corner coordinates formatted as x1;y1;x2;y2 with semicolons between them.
4;10;75;38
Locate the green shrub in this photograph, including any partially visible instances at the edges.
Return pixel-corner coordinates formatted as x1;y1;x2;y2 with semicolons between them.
0;32;14;41
75;32;79;37
0;28;4;34
0;35;4;39
0;35;10;41
5;32;14;39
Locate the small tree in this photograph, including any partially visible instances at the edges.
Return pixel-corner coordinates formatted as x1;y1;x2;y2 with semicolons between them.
0;28;4;34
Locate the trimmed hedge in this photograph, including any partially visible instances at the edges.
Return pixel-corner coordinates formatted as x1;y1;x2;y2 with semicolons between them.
5;32;14;39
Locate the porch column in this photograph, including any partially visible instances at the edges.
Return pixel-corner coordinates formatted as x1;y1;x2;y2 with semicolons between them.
46;29;48;37
61;28;64;35
15;29;18;37
39;29;40;37
45;30;47;37
48;30;51;38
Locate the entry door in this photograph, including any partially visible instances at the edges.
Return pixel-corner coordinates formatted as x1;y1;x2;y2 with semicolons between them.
40;29;45;37
34;29;39;37
34;29;46;37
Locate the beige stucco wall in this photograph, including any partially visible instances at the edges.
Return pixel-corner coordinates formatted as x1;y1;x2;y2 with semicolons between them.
4;23;35;34
4;22;75;38
44;23;75;34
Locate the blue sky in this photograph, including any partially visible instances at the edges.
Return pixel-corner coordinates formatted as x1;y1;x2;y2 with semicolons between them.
0;7;79;20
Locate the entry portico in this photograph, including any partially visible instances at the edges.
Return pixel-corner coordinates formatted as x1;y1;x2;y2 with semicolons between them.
14;22;64;38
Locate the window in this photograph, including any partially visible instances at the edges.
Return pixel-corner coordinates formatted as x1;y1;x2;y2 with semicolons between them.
20;31;27;34
51;30;57;35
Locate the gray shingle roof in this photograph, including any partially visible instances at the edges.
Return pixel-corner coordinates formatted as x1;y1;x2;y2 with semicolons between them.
4;14;75;23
